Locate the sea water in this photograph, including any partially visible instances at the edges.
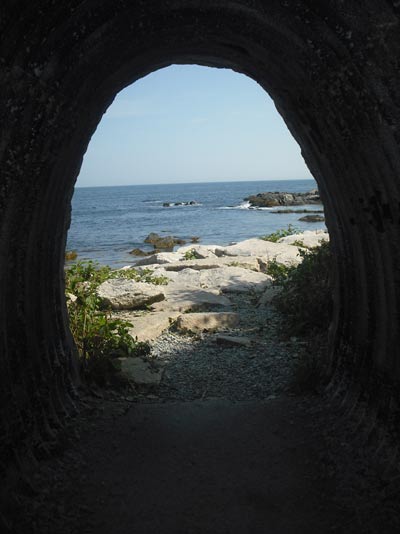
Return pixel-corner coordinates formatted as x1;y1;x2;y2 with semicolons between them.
67;179;325;267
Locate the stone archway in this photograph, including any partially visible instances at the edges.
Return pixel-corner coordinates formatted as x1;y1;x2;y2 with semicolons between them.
1;0;400;471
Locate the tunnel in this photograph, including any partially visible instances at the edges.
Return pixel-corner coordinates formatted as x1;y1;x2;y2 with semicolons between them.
1;0;400;529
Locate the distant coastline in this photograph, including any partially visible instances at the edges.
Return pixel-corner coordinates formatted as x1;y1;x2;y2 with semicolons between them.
67;179;324;267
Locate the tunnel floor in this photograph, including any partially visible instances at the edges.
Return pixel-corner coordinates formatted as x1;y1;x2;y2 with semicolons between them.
43;397;350;534
19;391;400;532
16;301;400;533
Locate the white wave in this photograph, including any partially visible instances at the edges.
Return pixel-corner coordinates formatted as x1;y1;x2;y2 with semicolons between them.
218;201;252;210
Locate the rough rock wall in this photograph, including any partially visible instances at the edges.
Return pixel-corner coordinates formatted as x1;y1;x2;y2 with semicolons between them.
1;0;400;472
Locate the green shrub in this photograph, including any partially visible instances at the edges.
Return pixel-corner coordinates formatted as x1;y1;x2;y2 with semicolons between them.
260;224;300;242
65;261;152;385
273;241;332;337
184;249;198;260
265;259;294;285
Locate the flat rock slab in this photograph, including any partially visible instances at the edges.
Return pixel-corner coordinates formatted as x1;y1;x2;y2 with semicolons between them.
257;285;282;307
160;266;272;294
175;312;240;333
159;256;262;272
97;279;165;310
115;357;164;385
126;311;180;342
134;251;185;266
218;238;301;266
215;335;252;347
278;230;329;248
176;244;223;258
153;287;232;313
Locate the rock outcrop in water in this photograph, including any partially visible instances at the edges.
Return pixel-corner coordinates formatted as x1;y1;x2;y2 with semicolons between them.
245;189;321;208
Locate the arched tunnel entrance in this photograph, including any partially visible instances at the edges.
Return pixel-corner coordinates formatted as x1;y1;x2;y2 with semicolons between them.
2;1;400;530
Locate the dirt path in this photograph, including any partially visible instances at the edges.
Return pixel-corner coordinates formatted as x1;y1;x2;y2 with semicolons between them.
16;295;400;533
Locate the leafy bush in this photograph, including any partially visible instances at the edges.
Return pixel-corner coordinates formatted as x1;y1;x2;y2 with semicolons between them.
265;259;294;285
184;249;198;260
65;261;152;385
273;241;332;337
260;224;299;242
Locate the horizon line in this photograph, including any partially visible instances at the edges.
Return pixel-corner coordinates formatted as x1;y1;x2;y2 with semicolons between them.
75;177;315;188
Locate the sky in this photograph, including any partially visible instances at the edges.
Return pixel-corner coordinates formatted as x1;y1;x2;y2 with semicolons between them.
76;65;312;187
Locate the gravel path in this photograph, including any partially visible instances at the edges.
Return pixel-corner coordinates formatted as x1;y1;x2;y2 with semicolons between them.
150;293;302;401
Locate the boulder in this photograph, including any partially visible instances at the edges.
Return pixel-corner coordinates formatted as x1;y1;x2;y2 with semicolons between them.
215;239;301;266
176;244;223;259
299;214;325;222
245;189;321;208
134;251;185;266
144;233;176;249
127;311;180;341
277;230;329;248
175;312;240;333
160;266;272;294
97;279;165;310
130;248;147;256
160;256;261;272
257;286;282;307
114;357;163;385
152;286;232;313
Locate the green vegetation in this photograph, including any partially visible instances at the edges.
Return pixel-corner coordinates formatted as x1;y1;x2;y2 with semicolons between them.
267;241;332;392
270;241;332;336
65;261;166;385
265;259;294;285
184;249;198;260
260;224;299;243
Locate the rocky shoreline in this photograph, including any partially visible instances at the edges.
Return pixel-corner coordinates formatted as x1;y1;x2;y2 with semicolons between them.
94;230;329;391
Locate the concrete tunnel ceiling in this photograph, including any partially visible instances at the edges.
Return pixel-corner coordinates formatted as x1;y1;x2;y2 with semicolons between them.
1;0;400;469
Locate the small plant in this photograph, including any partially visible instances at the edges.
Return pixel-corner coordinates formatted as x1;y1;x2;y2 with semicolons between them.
65;261;152;386
292;239;306;248
110;267;169;286
184;249;198;260
265;259;294;285
260;224;300;242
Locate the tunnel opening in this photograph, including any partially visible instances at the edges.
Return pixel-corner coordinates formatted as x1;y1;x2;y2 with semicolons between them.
64;64;331;398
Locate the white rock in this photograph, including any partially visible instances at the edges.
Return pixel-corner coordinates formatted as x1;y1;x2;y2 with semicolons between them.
175;244;223;258
257;286;282;307
213;238;302;266
277;230;329;248
160;266;272;294
175;312;240;333
97;279;165;310
161;256;261;272
134;252;184;266
153;287;232;313
127;311;180;341
115;357;163;385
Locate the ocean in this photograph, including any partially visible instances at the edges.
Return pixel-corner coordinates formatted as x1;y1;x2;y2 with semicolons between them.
66;179;325;267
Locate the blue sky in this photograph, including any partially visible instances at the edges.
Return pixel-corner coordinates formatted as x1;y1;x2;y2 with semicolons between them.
77;65;312;187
